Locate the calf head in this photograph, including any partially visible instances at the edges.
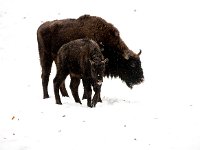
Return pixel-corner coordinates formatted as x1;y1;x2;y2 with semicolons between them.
90;58;108;85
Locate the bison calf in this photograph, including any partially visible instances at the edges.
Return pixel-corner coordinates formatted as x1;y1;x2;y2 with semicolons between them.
53;38;108;107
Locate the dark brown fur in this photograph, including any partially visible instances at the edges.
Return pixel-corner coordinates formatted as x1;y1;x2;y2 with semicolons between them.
37;14;144;99
54;38;108;107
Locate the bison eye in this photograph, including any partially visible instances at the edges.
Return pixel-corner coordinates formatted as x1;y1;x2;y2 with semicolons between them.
129;59;136;68
130;62;135;68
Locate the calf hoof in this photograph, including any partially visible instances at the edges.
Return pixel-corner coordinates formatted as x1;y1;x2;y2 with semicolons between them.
87;103;93;108
98;98;102;103
91;103;97;108
62;93;69;97
43;94;50;99
61;91;69;97
75;101;82;105
56;101;62;105
89;101;97;108
82;93;87;100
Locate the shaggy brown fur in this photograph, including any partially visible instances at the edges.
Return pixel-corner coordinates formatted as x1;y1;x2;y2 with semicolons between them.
54;38;108;107
37;14;144;99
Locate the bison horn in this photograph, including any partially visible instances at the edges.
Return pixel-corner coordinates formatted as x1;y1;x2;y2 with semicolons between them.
137;49;142;56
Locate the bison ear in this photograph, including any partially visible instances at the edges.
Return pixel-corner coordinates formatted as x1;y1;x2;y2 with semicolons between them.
123;50;132;60
123;53;130;60
123;49;142;60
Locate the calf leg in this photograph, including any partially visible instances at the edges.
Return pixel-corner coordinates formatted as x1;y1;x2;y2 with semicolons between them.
60;80;69;97
53;69;69;105
41;54;53;99
82;84;101;102
92;85;101;107
70;76;82;104
82;88;88;100
98;96;102;102
82;79;92;107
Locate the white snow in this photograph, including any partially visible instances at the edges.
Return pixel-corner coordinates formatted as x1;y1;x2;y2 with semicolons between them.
1;0;200;150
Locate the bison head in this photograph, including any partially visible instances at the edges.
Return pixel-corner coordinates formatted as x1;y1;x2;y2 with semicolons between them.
119;49;144;88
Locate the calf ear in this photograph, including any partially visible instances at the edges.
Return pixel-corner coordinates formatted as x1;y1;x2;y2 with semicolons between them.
99;42;104;52
110;28;119;37
89;59;95;65
102;58;109;64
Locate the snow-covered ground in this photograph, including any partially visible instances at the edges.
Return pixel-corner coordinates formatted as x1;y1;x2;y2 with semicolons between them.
1;0;200;150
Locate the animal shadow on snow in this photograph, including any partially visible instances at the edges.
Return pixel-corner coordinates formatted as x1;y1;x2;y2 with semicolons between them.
100;97;132;106
52;96;132;107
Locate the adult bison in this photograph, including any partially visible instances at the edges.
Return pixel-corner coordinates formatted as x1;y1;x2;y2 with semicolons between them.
37;14;144;99
54;38;108;107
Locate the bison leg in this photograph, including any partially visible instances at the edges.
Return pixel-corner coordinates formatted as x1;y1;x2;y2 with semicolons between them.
60;81;69;97
70;76;82;104
92;85;101;107
82;79;92;107
53;69;69;105
82;89;88;100
40;54;53;99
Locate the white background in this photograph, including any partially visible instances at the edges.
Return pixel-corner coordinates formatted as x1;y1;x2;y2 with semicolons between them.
0;0;200;149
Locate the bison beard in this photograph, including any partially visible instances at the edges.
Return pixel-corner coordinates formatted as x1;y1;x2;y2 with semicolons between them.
37;14;144;99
